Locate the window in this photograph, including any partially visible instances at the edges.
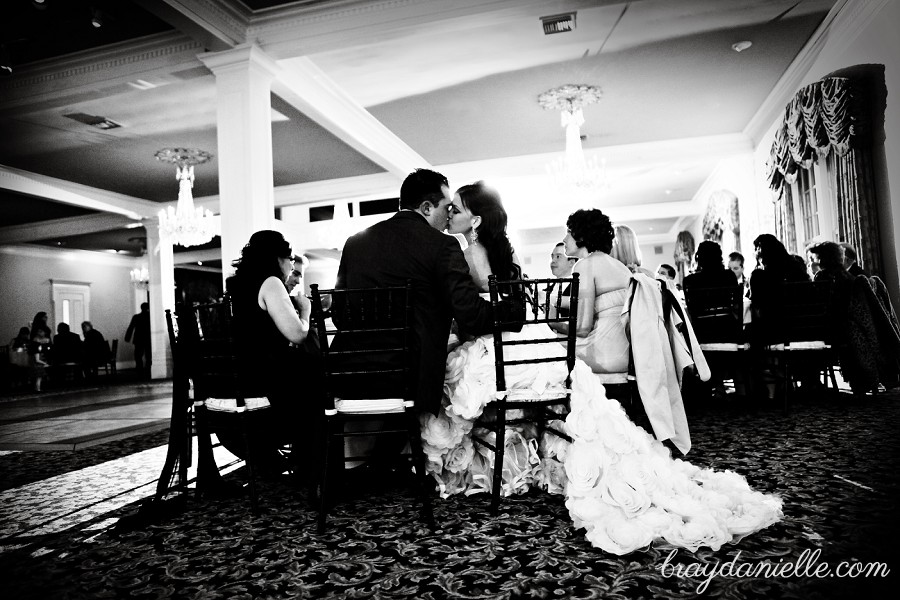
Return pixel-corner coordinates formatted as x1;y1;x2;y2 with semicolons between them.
797;167;819;241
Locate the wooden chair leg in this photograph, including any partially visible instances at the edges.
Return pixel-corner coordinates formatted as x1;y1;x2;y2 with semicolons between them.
406;411;435;530
490;403;507;516
194;407;225;496
239;413;259;514
317;418;335;534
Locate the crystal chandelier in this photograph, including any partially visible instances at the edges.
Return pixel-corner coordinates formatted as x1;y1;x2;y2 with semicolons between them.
155;148;217;247
130;266;149;290
539;84;607;189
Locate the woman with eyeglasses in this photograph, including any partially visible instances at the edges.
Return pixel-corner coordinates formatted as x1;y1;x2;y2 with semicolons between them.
225;229;319;478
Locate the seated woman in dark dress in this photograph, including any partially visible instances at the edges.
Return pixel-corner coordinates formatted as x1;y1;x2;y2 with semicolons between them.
747;234;811;397
683;240;739;290
224;230;321;476
809;241;900;394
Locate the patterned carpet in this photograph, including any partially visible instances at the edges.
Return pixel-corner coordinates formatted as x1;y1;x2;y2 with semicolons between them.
2;391;898;599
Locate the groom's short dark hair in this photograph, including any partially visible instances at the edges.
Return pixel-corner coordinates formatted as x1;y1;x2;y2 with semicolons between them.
399;168;449;211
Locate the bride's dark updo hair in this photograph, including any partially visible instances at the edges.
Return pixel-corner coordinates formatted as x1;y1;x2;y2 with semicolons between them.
231;230;292;286
456;181;520;280
566;209;615;254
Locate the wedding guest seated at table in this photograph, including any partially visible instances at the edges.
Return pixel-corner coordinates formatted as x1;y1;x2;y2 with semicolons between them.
609;224;654;277
10;326;30;350
225;229;322;478
552;210;632;379
728;252;749;293
52;323;83;365
30;312;51;345
81;321;110;379
748;234;810;398
808;241;900;394
683;240;739;291
838;242;866;277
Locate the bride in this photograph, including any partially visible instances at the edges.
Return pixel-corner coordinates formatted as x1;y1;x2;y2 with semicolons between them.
420;187;782;555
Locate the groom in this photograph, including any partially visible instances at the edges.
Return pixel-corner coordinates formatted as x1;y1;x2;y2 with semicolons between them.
336;168;494;415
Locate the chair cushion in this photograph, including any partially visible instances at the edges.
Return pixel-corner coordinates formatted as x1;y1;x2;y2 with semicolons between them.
595;372;630;384
333;398;409;414
205;397;270;412
498;387;569;402
786;340;831;350
699;342;750;352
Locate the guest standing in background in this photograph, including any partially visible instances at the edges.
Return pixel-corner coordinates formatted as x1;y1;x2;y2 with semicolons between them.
125;302;151;378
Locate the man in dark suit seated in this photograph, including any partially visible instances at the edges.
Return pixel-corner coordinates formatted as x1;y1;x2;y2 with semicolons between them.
335;168;495;416
549;241;577;318
52;323;84;379
839;242;867;277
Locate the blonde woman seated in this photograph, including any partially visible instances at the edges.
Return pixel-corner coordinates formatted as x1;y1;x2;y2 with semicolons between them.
610;224;655;278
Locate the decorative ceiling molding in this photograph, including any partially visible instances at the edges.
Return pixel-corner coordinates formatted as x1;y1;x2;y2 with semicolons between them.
0;243;138;267
0;165;159;220
0;213;140;245
133;0;248;52
248;0;551;59
0;32;205;114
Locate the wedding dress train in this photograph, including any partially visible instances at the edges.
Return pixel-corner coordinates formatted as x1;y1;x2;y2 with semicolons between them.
420;324;782;555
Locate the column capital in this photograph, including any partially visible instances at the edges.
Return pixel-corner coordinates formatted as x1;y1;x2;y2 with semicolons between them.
198;43;280;80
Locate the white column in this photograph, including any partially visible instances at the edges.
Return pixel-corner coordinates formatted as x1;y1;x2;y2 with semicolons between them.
146;222;176;379
199;44;279;281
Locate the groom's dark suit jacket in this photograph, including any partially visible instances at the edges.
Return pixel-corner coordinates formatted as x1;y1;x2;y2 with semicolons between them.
336;210;494;415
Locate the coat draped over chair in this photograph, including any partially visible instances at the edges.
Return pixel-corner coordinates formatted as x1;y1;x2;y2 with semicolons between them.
623;274;710;455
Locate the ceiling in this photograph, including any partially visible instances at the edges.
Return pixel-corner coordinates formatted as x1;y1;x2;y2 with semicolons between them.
0;0;838;267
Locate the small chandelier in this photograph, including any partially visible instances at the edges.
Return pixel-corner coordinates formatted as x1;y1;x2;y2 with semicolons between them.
539;84;607;189
155;148;217;247
130;266;150;290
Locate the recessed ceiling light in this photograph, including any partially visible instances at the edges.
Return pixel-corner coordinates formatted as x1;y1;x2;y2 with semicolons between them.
197;261;203;266
732;40;752;53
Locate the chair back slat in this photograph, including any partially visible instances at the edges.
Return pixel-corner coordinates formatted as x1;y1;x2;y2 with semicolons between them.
487;274;580;393
780;281;833;343
311;282;413;405
684;285;744;344
169;296;247;406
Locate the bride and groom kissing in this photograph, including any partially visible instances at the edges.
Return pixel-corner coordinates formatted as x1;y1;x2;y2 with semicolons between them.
336;168;514;417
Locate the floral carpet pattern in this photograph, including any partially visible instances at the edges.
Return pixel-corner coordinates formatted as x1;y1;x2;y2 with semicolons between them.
3;392;899;599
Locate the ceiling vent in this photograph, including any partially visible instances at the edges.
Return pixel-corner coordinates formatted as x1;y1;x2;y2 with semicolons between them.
540;12;576;35
64;112;121;130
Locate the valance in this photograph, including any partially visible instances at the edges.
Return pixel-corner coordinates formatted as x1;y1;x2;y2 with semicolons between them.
766;76;864;192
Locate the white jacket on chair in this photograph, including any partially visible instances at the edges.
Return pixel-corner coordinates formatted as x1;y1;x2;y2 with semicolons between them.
623;273;709;455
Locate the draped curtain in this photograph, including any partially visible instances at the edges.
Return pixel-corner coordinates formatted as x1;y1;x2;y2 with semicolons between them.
773;186;798;255
766;75;881;273
701;191;741;252
829;148;883;275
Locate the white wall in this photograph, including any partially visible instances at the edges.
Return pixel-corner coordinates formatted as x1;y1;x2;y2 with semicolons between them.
0;245;139;368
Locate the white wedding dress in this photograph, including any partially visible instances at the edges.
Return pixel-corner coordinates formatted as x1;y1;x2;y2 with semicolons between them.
420;323;783;556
